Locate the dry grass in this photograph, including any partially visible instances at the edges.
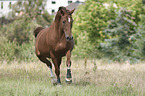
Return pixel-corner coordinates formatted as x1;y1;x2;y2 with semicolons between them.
0;59;145;96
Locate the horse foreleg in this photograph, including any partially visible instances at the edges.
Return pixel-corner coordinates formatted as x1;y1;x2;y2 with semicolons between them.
65;50;72;84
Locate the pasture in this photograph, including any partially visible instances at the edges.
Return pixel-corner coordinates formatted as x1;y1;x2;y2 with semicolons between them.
0;59;145;96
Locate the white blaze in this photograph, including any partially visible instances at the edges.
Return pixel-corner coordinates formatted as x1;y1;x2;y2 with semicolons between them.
68;17;71;22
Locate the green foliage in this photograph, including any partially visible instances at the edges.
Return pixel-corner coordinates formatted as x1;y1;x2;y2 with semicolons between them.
0;0;52;62
73;32;95;58
132;15;145;60
73;0;144;44
73;0;145;62
1;19;34;45
0;39;36;62
0;39;18;61
1;0;145;62
2;0;52;45
73;0;117;44
100;9;137;62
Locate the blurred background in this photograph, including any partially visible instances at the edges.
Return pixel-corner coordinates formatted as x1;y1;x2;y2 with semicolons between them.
0;0;145;64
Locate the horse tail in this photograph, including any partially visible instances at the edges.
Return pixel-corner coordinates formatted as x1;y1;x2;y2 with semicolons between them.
34;27;44;38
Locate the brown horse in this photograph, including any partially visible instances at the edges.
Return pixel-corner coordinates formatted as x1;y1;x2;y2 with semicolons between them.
34;7;75;85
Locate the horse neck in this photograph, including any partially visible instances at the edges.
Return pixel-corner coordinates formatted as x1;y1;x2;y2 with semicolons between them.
54;15;65;41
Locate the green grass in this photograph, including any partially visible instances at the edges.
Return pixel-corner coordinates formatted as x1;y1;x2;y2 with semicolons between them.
0;59;145;96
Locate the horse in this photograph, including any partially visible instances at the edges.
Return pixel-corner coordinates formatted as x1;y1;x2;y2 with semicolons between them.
34;7;75;85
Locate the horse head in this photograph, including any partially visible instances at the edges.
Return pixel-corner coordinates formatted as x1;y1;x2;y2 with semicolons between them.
58;7;75;41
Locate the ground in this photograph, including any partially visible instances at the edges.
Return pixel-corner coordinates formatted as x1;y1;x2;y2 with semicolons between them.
0;59;145;96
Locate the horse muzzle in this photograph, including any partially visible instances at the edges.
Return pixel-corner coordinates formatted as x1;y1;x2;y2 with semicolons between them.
66;36;73;41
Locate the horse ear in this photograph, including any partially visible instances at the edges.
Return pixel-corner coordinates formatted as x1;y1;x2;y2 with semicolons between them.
70;8;75;15
58;7;65;16
60;10;65;16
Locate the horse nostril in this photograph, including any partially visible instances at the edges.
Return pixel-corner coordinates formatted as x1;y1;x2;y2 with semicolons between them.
66;37;70;40
66;36;73;41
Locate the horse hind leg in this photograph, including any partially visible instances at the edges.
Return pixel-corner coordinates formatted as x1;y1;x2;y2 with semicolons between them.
49;67;57;85
37;56;57;85
52;57;62;85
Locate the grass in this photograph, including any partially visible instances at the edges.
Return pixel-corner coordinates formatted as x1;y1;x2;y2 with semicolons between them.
0;59;145;96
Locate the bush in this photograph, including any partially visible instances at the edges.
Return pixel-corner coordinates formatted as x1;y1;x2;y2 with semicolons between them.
1;19;34;45
0;39;19;62
73;0;117;44
72;0;145;62
73;31;95;58
0;37;36;62
0;0;52;62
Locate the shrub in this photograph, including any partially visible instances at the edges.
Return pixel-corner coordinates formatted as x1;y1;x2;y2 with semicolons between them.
0;0;52;62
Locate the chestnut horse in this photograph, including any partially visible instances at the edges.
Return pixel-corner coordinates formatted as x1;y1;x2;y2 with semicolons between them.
34;7;75;85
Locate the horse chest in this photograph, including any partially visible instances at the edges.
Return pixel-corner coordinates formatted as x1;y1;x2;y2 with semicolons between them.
55;42;68;52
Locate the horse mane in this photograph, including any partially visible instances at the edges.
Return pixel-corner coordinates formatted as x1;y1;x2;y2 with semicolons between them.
54;7;69;21
34;7;69;38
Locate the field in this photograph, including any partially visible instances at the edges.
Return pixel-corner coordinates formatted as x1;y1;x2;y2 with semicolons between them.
0;59;145;96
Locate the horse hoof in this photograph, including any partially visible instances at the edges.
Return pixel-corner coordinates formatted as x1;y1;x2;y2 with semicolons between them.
57;84;62;87
52;80;57;86
65;78;72;84
51;78;57;85
53;82;62;86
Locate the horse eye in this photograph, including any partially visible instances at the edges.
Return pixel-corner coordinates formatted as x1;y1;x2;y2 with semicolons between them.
63;21;66;24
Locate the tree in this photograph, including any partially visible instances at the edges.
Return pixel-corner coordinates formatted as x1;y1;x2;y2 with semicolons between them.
9;0;51;24
72;0;145;59
101;9;137;62
73;0;117;44
1;0;52;45
132;15;145;60
0;0;52;61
